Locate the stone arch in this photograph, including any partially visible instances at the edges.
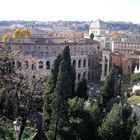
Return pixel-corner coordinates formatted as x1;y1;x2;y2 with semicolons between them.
39;61;43;69
24;61;28;69
83;72;86;79
88;72;90;81
31;63;36;70
88;59;91;67
46;61;50;70
78;60;81;68
78;73;81;82
104;56;108;76
83;59;86;67
17;61;22;70
72;60;76;67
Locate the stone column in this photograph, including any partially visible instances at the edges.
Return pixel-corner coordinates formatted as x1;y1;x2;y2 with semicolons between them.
101;50;111;81
101;54;105;80
107;55;110;76
138;55;140;72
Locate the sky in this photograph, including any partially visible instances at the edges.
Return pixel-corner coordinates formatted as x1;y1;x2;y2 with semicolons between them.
1;0;140;23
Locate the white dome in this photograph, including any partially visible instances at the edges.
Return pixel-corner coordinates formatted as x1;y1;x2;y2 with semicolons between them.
90;19;107;29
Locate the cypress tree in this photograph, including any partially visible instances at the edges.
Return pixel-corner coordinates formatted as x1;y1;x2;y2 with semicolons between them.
130;123;140;140
49;45;74;139
102;69;115;105
43;54;62;130
44;45;75;138
75;79;88;100
61;45;74;98
98;103;132;140
50;60;72;139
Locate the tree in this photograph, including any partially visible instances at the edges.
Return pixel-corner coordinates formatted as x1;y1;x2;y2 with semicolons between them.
61;45;75;99
65;98;101;140
12;28;31;38
2;33;12;42
130;123;140;140
90;33;94;40
131;73;140;84
44;45;75;139
102;69;115;106
0;46;16;119
43;54;62;130
98;103;133;140
75;79;88;100
50;60;72;139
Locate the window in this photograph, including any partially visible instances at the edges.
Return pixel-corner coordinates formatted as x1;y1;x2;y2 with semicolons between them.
39;61;43;69
24;61;28;69
83;72;86;79
72;60;76;67
88;59;91;67
17;61;22;70
40;52;44;57
81;51;84;55
31;51;35;57
78;60;81;68
31;63;36;70
83;59;86;67
78;73;81;82
45;52;48;57
28;46;30;50
46;61;50;70
8;46;11;50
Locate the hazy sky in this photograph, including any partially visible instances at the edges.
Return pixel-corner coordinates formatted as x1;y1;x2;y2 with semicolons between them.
1;0;140;23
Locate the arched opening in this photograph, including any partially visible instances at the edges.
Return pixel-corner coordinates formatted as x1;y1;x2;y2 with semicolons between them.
39;61;43;69
104;56;108;76
24;61;28;69
83;72;86;79
78;73;81;82
88;59;91;67
46;61;50;70
17;61;22;70
88;72;90;81
78;60;81;68
31;63;36;70
83;59;86;67
72;60;76;67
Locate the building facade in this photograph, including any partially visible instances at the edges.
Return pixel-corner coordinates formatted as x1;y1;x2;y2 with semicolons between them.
5;37;102;83
112;41;140;55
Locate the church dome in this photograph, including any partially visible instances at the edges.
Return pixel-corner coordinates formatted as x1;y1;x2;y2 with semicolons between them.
90;19;107;29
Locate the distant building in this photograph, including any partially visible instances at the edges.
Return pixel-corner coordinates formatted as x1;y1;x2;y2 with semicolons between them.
112;41;140;55
5;36;102;83
85;19;112;50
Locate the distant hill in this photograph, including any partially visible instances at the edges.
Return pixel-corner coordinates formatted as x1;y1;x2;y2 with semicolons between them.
106;21;140;32
0;20;139;32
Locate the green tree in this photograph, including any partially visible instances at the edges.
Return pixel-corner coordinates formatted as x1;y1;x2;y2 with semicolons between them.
130;123;140;140
102;69;115;106
131;73;140;84
65;98;101;140
44;46;74;139
50;60;72;139
43;54;62;130
75;79;88;100
90;33;94;40
98;103;133;140
61;45;74;98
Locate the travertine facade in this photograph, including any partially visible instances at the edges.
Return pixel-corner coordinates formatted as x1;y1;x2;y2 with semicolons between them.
5;37;102;83
112;41;140;54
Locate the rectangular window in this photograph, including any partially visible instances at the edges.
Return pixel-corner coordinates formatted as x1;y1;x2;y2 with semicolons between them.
45;52;48;57
40;52;44;57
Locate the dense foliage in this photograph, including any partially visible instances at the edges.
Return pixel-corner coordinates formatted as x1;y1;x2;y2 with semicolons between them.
131;73;140;84
1;45;140;140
